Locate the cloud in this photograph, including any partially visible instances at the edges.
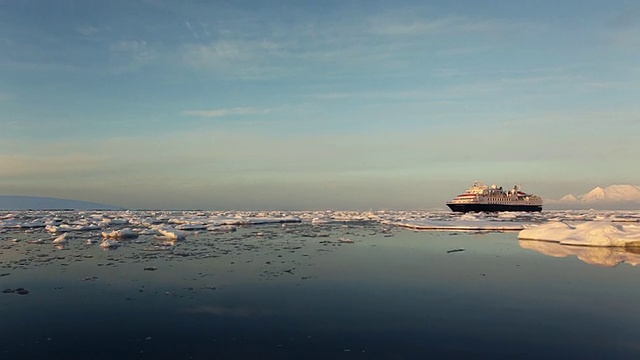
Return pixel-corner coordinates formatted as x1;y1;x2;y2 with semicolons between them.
182;107;268;118
184;21;198;39
109;40;158;73
181;39;287;78
370;17;457;35
369;15;543;36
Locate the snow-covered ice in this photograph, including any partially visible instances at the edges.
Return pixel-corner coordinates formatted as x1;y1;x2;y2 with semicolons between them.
100;239;120;248
154;226;188;240
518;221;640;247
391;219;528;231
102;228;139;239
52;233;69;244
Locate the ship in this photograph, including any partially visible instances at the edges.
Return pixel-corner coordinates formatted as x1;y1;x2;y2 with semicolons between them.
446;181;543;213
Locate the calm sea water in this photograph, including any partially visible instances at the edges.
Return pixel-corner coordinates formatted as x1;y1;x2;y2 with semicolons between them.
2;214;640;359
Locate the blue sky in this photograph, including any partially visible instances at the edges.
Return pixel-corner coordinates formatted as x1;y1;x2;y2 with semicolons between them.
1;0;639;210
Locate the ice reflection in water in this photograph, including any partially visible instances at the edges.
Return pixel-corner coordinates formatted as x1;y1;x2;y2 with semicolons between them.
519;239;640;267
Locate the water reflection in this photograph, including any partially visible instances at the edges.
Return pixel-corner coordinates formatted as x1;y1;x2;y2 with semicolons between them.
519;239;640;267
4;211;640;358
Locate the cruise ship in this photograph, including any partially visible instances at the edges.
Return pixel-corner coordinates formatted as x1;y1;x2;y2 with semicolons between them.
446;181;543;212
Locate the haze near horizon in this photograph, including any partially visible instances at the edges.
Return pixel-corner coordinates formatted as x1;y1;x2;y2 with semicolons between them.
1;1;639;210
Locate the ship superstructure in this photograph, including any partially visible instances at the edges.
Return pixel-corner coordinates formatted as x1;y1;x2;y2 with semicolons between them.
446;181;543;212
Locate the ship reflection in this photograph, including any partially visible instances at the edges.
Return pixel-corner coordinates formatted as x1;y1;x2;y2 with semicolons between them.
519;239;640;267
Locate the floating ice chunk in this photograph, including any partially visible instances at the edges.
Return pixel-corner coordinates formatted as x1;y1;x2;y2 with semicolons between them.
100;239;120;248
497;212;517;219
135;229;157;236
460;213;480;221
338;237;354;243
311;218;330;225
154;226;187;240
207;217;246;226
102;228;138;239
46;224;100;233
206;225;237;232
98;218;129;227
52;233;68;244
0;220;47;229
518;221;640;247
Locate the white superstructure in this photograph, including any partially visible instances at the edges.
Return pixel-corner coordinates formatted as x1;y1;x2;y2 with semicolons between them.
447;181;543;212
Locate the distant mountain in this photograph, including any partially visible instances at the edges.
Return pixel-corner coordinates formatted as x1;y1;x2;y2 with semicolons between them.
550;185;640;210
0;195;123;210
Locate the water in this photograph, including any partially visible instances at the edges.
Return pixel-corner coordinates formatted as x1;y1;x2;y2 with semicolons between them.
1;211;640;359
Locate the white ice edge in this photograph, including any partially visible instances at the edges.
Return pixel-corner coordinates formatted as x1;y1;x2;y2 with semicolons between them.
389;220;527;231
518;221;640;247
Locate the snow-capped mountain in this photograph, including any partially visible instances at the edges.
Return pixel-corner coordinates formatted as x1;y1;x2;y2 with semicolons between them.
581;185;640;203
552;185;640;209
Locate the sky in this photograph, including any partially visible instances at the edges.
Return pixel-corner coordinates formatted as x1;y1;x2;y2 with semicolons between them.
1;0;639;210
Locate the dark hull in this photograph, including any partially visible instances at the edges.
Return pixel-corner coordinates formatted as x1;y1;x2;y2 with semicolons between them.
446;203;542;213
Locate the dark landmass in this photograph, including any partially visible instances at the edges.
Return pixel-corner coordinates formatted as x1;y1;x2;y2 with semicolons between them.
0;195;123;210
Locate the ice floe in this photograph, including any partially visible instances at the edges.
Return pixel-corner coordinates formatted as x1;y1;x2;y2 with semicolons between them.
102;228;139;239
154;226;187;240
389;220;528;231
46;224;100;233
206;225;237;232
518;221;640;247
52;233;69;245
100;239;120;248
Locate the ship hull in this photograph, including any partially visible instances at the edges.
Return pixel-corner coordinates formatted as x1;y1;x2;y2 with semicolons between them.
446;203;542;213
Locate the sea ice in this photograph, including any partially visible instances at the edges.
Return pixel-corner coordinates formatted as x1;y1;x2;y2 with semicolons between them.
518;221;640;247
389;219;527;231
154;226;187;240
100;239;120;248
206;225;237;232
52;233;68;244
102;228;139;239
46;224;100;233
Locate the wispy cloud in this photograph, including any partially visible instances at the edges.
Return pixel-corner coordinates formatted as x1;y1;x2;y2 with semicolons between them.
109;40;158;73
184;21;198;39
183;107;268;118
181;39;286;78
369;15;545;36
